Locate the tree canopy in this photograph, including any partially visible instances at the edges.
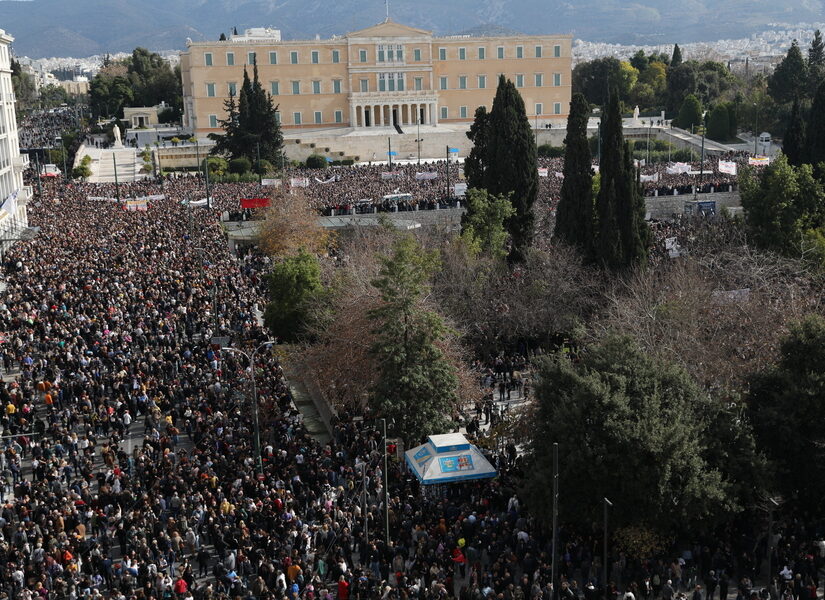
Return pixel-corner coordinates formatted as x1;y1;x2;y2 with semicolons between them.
768;41;809;104
264;250;325;343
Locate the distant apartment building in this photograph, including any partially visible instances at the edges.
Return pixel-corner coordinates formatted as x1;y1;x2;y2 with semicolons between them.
0;29;30;240
180;20;572;135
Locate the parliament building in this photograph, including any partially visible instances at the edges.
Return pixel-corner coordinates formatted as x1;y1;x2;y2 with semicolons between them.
180;20;572;135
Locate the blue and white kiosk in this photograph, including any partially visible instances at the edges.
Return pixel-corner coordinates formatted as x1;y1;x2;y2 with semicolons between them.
404;433;497;485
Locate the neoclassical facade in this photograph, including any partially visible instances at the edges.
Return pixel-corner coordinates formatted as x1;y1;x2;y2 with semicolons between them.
180;20;572;135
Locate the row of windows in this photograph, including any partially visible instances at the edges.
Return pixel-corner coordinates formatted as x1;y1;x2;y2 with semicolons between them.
208;110;344;127
205;72;564;97
439;44;561;61
207;102;561;128
439;73;562;90
203;43;564;67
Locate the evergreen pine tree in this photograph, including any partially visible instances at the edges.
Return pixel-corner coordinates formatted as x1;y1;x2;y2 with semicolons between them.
208;92;244;159
464;106;489;190
784;98;806;167
671;44;683;68
809;30;825;98
768;41;809;104
618;140;650;268
484;75;538;261
554;93;593;251
808;80;825;176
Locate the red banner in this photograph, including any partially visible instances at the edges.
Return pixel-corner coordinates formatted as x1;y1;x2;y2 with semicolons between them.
240;197;270;209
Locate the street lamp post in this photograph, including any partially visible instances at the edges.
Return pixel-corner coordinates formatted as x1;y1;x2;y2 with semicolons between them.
415;118;423;166
221;340;275;477
754;103;760;156
382;417;389;546
603;497;613;600
56;136;68;183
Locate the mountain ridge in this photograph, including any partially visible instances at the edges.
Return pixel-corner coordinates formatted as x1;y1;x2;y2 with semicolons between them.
4;0;824;58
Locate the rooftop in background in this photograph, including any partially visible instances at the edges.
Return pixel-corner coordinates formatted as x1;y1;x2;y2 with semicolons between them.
230;28;282;42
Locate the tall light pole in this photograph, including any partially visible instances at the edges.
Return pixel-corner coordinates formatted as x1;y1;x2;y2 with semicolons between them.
551;443;559;600
415;118;423;166
753;103;759;156
603;497;613;600
56;136;68;183
767;497;780;585
221;340;275;477
382;417;389;546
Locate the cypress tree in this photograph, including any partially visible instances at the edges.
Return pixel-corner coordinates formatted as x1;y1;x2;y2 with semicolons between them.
595;90;649;270
784;98;806;167
808;80;825;176
484;75;539;261
595;91;625;268
464;105;489;190
554;93;593;250
671;44;683;68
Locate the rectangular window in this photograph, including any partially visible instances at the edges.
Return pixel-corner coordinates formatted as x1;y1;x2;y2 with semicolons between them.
335;110;343;123
554;73;561;86
206;83;215;97
333;79;342;94
497;46;504;59
397;75;404;91
290;51;299;64
535;45;542;58
292;80;300;95
535;103;543;115
439;76;448;90
228;82;237;96
478;47;486;60
359;49;367;63
379;74;386;92
387;47;394;61
414;77;423;91
460;106;468;118
440;106;448;120
459;76;467;90
269;51;278;65
397;45;403;61
332;49;340;63
414;48;421;61
478;75;487;89
275;111;281;123
271;81;280;95
516;74;524;88
226;52;235;66
516;46;524;59
209;114;218;128
360;78;369;92
294;112;302;125
554;102;561;115
311;50;319;64
439;47;446;60
314;111;322;124
534;73;543;87
388;76;395;92
554;45;561;58
378;48;385;62
204;52;213;66
248;51;256;65
459;48;466;60
312;81;321;94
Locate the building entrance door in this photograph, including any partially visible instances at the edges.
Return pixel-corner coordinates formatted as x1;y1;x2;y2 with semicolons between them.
392;108;398;125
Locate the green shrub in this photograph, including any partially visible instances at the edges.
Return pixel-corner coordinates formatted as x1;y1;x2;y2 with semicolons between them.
342;159;355;166
305;154;328;169
254;159;272;175
229;157;252;174
537;143;565;158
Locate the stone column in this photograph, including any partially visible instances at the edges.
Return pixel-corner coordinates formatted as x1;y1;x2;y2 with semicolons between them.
358;105;364;128
350;105;357;127
376;105;383;127
432;103;438;126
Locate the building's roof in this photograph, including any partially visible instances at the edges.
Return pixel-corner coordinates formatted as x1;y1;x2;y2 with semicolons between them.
346;20;431;39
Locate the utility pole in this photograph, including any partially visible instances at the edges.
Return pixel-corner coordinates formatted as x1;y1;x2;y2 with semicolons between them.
382;417;389;546
387;137;392;170
445;145;449;202
415;118;422;165
551;443;559;600
256;141;262;186
34;153;42;197
603;497;612;600
754;104;759;156
205;154;212;209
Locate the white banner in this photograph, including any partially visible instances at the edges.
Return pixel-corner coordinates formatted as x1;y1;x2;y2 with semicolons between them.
381;171;402;180
147;194;165;201
1;190;17;217
640;173;659;182
718;160;737;176
290;177;310;187
748;156;770;166
666;162;691;175
452;183;467;197
415;172;438;180
261;178;282;187
538;168;549;177
314;175;337;184
87;196;117;202
555;172;564;179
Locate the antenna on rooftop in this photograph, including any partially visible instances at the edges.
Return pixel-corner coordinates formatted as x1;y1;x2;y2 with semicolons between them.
385;0;390;22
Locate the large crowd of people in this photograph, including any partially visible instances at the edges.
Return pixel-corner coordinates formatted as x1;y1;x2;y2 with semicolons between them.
17;110;79;150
